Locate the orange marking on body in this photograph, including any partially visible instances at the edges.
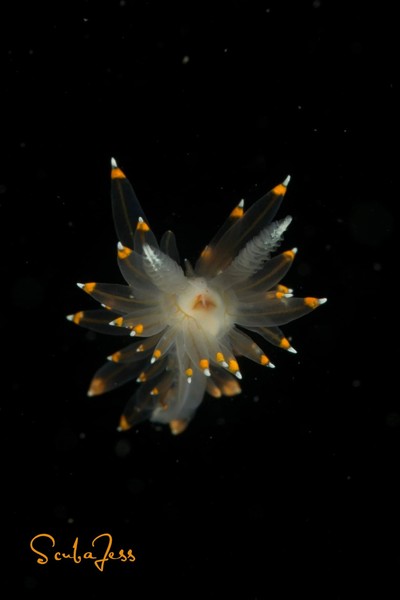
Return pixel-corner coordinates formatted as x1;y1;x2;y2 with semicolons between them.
192;293;217;311
228;359;239;373
230;205;244;219
118;245;132;260
276;284;290;293
283;249;295;261
260;354;270;366
150;387;159;396
200;246;212;260
136;344;145;352
275;291;285;300
111;167;126;179
169;419;188;435
272;183;287;196
133;324;144;335
216;352;225;363
88;377;105;396
137;372;146;382
185;367;193;378
221;379;242;396
304;297;320;309
207;379;222;397
84;282;96;293
199;359;210;371
136;220;150;232
111;351;122;363
119;415;131;431
153;349;162;360
113;316;124;327
280;338;290;350
73;311;84;325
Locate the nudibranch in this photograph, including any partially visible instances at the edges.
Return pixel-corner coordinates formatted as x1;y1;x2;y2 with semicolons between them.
67;159;326;434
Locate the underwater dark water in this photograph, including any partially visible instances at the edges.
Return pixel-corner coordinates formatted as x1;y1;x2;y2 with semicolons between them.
2;1;397;597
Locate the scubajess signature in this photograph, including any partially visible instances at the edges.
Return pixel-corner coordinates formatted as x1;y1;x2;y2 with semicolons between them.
29;533;136;572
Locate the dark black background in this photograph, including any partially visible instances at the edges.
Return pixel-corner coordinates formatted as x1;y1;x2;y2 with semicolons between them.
1;1;397;597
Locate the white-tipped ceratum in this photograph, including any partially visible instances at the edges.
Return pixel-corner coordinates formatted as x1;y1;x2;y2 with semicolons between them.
67;159;326;434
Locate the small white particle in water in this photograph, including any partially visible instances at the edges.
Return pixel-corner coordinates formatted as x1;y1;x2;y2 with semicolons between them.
373;262;382;271
182;55;190;64
67;517;74;524
224;48;228;53
352;380;361;388
297;105;302;110
253;396;260;403
346;475;352;480
79;432;86;439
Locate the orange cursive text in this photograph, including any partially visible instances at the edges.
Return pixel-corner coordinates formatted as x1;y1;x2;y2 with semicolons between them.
29;533;136;572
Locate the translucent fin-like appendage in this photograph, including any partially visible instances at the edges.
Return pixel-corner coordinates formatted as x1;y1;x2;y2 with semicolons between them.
234;248;297;296
214;216;292;288
77;282;156;313
184;258;195;277
195;179;289;277
246;325;296;353
212;338;243;379
142;244;186;293
107;334;162;363
160;230;181;264
119;370;175;431
150;327;177;364
88;359;146;396
66;309;132;336
179;321;215;377
201;198;245;258
235;297;326;328
229;327;273;367
133;217;159;254
136;355;169;383
208;365;242;397
110;308;168;338
117;247;160;298
111;159;153;249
